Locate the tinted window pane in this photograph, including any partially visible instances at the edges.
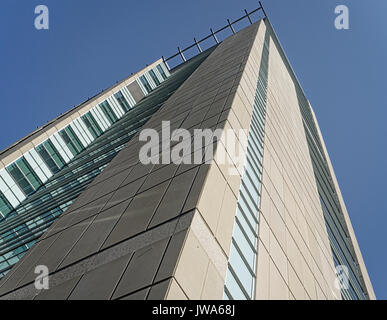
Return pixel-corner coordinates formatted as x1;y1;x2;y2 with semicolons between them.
114;91;131;112
157;64;168;80
149;69;161;86
99;101;118;124
140;75;152;93
15;158;41;190
7;164;34;195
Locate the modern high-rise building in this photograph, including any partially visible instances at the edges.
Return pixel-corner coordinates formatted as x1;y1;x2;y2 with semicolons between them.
0;6;375;300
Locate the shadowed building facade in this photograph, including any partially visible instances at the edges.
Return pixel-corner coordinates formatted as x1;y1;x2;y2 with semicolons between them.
0;16;374;300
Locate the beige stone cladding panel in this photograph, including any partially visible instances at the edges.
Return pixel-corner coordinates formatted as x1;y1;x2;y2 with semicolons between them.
172;214;227;300
256;30;340;300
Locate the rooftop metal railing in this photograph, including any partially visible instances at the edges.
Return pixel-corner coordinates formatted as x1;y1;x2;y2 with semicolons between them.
162;2;267;70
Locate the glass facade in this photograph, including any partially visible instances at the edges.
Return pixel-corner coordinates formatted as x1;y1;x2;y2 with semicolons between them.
224;28;270;300
0;54;211;278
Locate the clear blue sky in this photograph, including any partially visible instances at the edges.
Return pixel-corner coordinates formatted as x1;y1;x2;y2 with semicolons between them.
0;0;385;299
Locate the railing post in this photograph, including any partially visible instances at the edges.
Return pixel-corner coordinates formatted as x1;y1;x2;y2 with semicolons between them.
244;9;253;24
227;19;236;34
210;28;219;44
178;47;186;62
162;56;171;71
194;37;202;53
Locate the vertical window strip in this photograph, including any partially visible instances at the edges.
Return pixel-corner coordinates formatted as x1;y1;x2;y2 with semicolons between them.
148;69;161;86
99;101;118;124
91;107;109;131
15;158;42;191
321;196;365;299
156;64;168;80
144;72;157;90
44;140;65;170
28;149;52;181
50;134;72;162
69;122;88;148
107;96;124;118
74;118;94;144
114;91;131;112
36;143;60;174
59;129;80;157
81;113;102;139
65;126;84;153
158;63;170;79
224;28;270;300
6;163;34;196
139;75;153;94
153;66;166;83
23;152;49;184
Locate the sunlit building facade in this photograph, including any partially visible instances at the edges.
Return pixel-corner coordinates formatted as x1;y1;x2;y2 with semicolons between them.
0;12;374;300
